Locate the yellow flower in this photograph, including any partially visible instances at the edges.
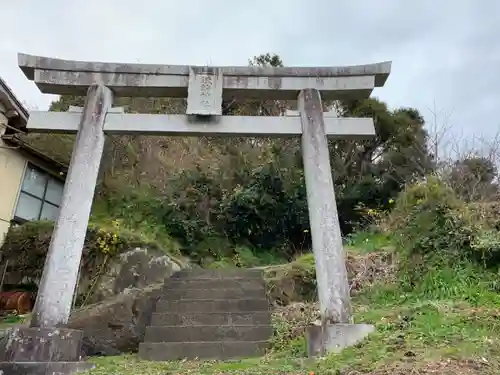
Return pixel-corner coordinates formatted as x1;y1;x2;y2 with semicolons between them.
389;199;394;204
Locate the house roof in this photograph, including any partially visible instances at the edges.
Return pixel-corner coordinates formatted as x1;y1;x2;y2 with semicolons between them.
1;134;68;176
0;75;69;172
0;76;29;129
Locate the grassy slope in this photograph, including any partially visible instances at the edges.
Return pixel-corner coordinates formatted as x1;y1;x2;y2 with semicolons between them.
83;233;500;375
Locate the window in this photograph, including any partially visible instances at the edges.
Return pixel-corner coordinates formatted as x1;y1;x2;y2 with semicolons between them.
14;164;65;223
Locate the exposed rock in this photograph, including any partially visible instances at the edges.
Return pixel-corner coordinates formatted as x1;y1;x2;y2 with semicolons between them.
68;283;164;356
86;247;182;303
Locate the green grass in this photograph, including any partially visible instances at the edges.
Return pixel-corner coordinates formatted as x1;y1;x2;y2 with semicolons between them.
90;200;182;257
78;178;500;373
66;229;498;374
84;297;499;374
0;314;29;330
345;230;394;254
84;247;500;374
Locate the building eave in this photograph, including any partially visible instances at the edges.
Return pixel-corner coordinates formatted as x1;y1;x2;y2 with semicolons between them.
0;77;29;129
1;134;68;177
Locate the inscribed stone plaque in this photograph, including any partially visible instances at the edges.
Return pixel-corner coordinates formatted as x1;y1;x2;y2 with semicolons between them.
186;67;223;116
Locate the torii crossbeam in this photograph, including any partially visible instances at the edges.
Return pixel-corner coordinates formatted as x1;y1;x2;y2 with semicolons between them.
2;53;391;370
18;53;390;100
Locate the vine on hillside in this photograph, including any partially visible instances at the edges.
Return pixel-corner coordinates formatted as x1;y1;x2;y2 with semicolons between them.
95;219;123;256
80;220;124;306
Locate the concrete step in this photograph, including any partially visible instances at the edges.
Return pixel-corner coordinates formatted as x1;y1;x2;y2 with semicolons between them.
172;268;263;280
155;298;269;313
163;278;266;291
144;325;273;342
161;287;266;300
151;311;271;326
138;341;269;361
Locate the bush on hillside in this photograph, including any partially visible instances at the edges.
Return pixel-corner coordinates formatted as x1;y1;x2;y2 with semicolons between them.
264;251;396;305
389;177;474;257
110;163;310;260
92;184;182;253
469;201;500;231
221;163;310;254
387;176;500;271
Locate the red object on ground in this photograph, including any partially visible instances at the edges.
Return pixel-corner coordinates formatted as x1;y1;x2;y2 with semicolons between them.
0;291;35;314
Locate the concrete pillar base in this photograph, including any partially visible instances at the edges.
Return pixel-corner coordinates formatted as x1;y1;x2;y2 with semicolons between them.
305;323;375;357
0;326;94;375
0;362;95;375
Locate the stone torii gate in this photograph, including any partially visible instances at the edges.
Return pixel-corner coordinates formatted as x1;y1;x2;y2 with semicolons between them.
1;53;390;373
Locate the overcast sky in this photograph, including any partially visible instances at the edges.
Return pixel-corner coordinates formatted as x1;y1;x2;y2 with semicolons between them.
1;1;499;144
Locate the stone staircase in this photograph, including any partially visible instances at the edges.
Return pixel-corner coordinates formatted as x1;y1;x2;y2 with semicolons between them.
138;268;272;361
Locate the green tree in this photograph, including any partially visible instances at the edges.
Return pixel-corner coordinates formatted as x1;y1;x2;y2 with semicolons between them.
449;156;498;201
329;100;434;231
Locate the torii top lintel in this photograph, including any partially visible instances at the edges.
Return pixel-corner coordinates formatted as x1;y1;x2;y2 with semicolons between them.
18;53;391;101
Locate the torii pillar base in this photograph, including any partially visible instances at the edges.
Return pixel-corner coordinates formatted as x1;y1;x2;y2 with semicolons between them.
0;326;94;375
305;323;375;357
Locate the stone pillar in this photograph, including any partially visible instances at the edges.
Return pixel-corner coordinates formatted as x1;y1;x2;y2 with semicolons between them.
30;84;113;328
298;88;351;323
298;89;375;356
0;84;112;374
